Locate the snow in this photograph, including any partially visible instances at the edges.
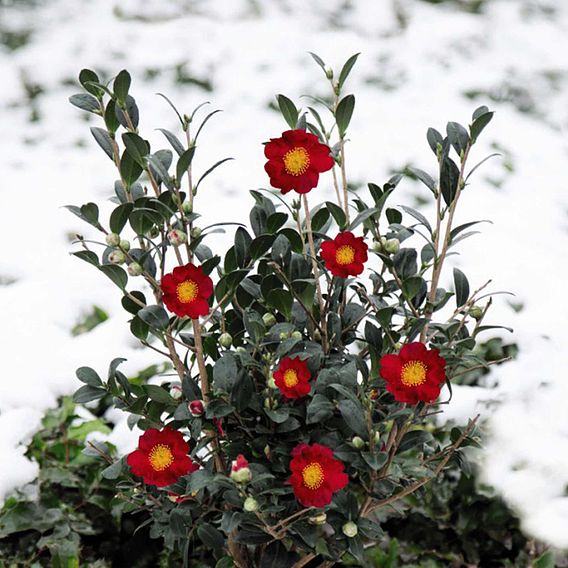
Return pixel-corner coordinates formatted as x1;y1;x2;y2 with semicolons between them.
1;0;567;548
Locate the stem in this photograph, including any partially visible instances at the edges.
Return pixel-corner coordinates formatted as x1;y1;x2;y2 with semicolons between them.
339;139;350;223
302;194;329;352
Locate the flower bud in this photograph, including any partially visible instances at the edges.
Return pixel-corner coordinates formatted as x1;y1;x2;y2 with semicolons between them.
373;431;381;445
291;331;302;341
219;332;233;348
313;329;322;341
267;376;277;389
119;239;130;251
369;388;379;401
147;227;160;238
308;512;327;525
325;67;334;80
264;398;278;411
262;313;276;327
384;238;400;254
108;250;126;265
181;201;193;214
230;454;252;483
279;332;289;340
394;342;402;350
236;346;247;354
188;400;205;417
190;227;202;239
243;496;259;512
105;233;121;246
351;436;365;450
127;262;143;276
469;306;483;320
263;444;271;459
372;239;383;253
342;521;358;538
169;385;183;400
168;229;187;246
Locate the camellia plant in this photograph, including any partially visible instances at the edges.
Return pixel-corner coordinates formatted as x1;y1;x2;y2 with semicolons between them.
67;54;509;567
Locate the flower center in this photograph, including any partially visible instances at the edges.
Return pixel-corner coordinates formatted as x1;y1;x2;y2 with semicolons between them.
176;280;198;303
283;147;310;176
302;462;325;490
283;369;299;388
148;444;174;471
401;360;427;387
335;245;355;265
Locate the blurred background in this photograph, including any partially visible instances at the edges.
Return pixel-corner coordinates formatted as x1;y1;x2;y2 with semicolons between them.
1;0;567;558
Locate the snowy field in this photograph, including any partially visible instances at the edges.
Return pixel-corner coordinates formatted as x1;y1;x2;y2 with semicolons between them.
1;0;567;548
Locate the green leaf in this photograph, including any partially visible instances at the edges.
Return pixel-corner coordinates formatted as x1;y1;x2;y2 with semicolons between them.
120;150;143;188
440;156;460;206
99;265;128;290
79;69;101;97
399;205;432;233
69;93;100;114
109;203;134;234
446;121;469;156
338;399;367;437
76;367;102;387
113;69;131;104
213;353;238;391
308;51;326;71
277;94;299;130
266;289;293;320
73;385;106;404
266;212;288;234
138;305;169;330
80;202;100;227
176;146;196;183
470;110;494;144
157;128;185;156
306;394;334;424
90;126;114;161
393;248;417;278
122;132;150;167
231;373;253;412
144;384;176;405
406;166;436;193
197;523;224;550
101;459;124;480
278;228;303;253
311;207;330;232
336;94;355;137
347;206;380;232
326;201;347;229
533;551;554;568
427;127;443;156
195;157;234;190
104;99;120;134
338;53;360;90
453;267;470;307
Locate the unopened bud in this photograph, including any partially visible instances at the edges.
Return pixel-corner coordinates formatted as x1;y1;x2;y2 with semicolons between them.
351;436;365;450
105;233;121;246
230;455;252;483
108;250;126;264
263;444;271;459
168;229;187;246
181;201;192;214
262;313;276;327
325;67;334;80
119;239;130;251
243;496;259;512
169;385;182;400
369;388;379;401
308;512;327;525
264;398;278;411
127;262;143;276
469;306;483;320
384;238;400;254
147;227;160;238
188;400;205;417
372;239;383;253
313;329;322;341
267;376;277;389
279;332;289;340
190;227;202;239
373;431;381;444
342;521;358;538
394;342;402;350
219;332;233;348
291;331;302;341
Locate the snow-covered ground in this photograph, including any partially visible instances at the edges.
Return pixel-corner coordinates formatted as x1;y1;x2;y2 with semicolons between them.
1;0;567;548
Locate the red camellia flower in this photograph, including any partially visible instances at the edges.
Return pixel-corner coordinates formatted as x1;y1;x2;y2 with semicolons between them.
127;427;198;487
289;443;348;507
320;232;368;278
161;263;213;319
273;356;312;399
379;342;447;404
264;129;334;194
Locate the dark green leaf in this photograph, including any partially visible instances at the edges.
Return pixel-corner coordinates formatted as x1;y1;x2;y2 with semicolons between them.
122;132;150;167
266;289;293;320
399;205;432;233
76;367;103;387
120;151;143;188
99;265;127;290
176;146;196;183
393;248;417;278
72;250;99;267
453;268;470;307
326;201;347;229
109;203;134;234
338;399;367;437
306;394;334;424
138;305;169;330
113;69;131;104
79;69;101;97
69;93;100;113
470;111;494;144
336;94;355;137
277;94;298;130
157;128;185;156
90;127;114;161
145;385;176;405
311;207;330;232
308;51;326;71
440;156;460;206
406;166;436;193
427;127;443;156
73;385;106;404
447;121;469;156
338;53;360;90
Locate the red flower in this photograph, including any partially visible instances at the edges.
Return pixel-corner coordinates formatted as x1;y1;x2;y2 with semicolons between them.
273;356;312;399
289;443;348;507
320;232;368;278
161;263;213;319
231;454;249;472
127;427;198;487
188;400;205;417
264;129;334;194
379;342;447;404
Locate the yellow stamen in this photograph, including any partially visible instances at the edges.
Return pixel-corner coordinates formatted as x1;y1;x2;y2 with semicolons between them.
302;462;325;490
401;360;427;387
176;280;198;303
283;147;310;176
148;444;174;471
283;369;299;388
335;245;355;265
